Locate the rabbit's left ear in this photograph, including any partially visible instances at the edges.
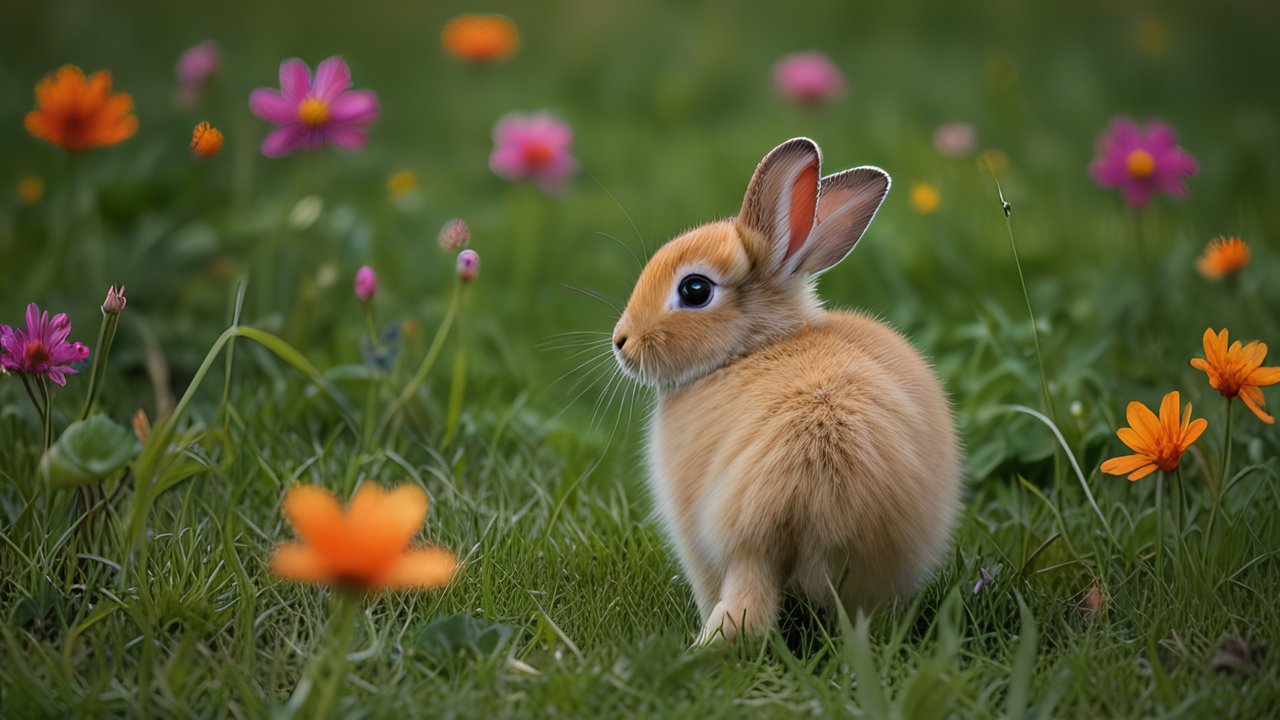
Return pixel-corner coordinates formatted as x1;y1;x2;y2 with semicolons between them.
790;167;890;276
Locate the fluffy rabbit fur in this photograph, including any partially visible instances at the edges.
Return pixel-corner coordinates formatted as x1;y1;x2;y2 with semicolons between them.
612;138;961;644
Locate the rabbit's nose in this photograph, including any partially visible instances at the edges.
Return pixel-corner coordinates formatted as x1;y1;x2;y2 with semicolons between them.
614;335;628;350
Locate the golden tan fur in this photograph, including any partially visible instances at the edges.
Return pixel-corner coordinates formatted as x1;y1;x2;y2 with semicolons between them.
612;139;962;643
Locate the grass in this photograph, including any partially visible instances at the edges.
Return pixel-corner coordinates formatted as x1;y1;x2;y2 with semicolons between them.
3;0;1280;716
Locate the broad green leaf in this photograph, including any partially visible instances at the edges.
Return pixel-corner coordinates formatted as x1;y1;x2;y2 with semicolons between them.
42;415;140;489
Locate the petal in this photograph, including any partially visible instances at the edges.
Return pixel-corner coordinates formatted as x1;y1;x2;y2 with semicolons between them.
249;88;297;124
347;483;429;567
1122;182;1153;209
1116;427;1153;455
261;124;309;158
1101;454;1153;476
281;485;345;555
1157;391;1180;440
373;548;457;590
1240;390;1275;424
328;90;379;124
270;542;332;582
326;124;369;150
490;146;529;179
1127;463;1159;481
278;58;312;101
1125;400;1162;446
1244;367;1280;387
1180;417;1208;447
311;57;351;101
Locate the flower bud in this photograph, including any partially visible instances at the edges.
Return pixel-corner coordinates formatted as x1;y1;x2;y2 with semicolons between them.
456;249;480;283
102;285;127;314
354;266;377;302
437;218;470;251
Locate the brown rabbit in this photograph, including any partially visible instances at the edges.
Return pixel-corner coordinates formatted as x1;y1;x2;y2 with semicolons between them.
611;138;961;644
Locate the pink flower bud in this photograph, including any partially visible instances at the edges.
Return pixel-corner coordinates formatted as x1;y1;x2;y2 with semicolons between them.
354;265;377;302
437;218;471;251
456;250;480;283
177;40;220;88
102;285;127;314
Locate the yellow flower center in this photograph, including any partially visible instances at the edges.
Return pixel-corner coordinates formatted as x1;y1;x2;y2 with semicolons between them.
1125;149;1156;180
298;97;330;127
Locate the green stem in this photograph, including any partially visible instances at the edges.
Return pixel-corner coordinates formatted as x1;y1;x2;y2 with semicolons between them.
1204;398;1233;552
1154;472;1164;575
38;376;54;452
19;373;46;425
362;304;381;353
375;281;462;442
79;310;120;420
310;593;360;719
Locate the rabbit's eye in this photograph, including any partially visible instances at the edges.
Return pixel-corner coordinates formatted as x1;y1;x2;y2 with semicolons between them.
677;274;714;308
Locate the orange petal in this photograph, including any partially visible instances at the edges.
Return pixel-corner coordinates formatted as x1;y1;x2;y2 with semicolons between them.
1116;428;1153;455
1241;388;1275;424
1125;401;1161;446
374;548;457;590
1127;463;1159;481
347;482;430;571
1157;391;1181;441
270;542;332;582
1101;454;1152;476
1181;417;1208;448
1189;357;1210;373
282;485;346;556
1244;366;1280;387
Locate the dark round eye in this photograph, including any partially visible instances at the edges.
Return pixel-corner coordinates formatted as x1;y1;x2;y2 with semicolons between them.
677;274;714;308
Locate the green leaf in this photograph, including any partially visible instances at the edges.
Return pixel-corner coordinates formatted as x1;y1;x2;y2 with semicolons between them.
42;415;141;489
411;614;517;668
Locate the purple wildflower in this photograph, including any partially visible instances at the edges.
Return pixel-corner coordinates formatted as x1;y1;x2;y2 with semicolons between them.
1089;117;1197;208
1;303;90;386
249;57;380;158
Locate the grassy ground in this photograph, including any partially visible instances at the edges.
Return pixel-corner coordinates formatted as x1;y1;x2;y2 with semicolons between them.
3;0;1280;716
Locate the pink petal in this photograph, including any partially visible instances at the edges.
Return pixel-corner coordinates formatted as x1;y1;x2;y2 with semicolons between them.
250;89;298;124
1144;120;1176;150
328;90;379;124
490;146;529;179
278;59;312;102
46;369;69;386
261;124;310;157
1123;182;1153;208
25;304;41;334
533;153;580;193
326;125;368;150
1089;158;1127;187
312;57;351;101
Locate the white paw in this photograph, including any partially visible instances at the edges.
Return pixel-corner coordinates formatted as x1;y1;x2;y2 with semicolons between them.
693;601;739;646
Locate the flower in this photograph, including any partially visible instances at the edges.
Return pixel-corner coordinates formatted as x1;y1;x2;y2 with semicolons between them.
1190;328;1280;424
249;57;379;158
386;169;418;199
933;122;976;157
190;122;224;157
456;249;480;283
132;408;150;442
17;176;44;206
102;285;127;314
442;14;519;63
490;111;579;193
270;482;456;591
773;52;845;105
25;66;137;151
972;565;998;595
1196;236;1249;280
0;303;90;386
1100;391;1207;480
438;218;470;251
176;40;220;106
1089;118;1197;208
911;183;941;215
354;266;377;302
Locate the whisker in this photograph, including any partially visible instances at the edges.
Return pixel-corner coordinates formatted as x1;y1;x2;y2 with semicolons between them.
586;170;649;260
596;230;643;270
561;284;623;315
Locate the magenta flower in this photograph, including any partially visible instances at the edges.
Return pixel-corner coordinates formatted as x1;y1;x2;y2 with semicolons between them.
773;52;845;105
456;249;480;283
354;265;377;302
1;303;90;386
249;57;379;158
489;111;579;194
1090;117;1197;209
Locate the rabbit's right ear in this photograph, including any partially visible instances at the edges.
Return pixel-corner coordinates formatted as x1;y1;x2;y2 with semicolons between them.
737;138;822;274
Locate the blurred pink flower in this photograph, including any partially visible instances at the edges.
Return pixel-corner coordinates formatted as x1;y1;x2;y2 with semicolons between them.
933;121;976;157
249;57;379;158
354;265;377;302
489;111;579;193
1;303;89;386
176;40;220;107
773;52;845;105
1089;117;1197;208
456;249;480;283
438;218;470;251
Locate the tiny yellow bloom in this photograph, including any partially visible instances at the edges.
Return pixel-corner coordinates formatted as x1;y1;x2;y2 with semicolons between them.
386;169;418;199
911;182;940;215
16;175;45;206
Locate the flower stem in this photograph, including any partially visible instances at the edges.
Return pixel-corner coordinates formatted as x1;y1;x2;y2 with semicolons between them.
1204;398;1234;552
310;593;360;719
38;376;54;452
19;373;47;428
79;309;120;420
1154;471;1164;574
375;281;462;442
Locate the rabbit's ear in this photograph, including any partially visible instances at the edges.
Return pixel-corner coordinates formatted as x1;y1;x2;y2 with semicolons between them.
791;167;890;276
738;138;822;273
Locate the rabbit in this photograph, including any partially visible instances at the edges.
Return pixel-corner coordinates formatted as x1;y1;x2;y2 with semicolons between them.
611;138;962;644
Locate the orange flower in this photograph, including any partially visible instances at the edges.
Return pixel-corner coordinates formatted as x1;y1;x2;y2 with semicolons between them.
190;122;224;157
1101;391;1207;481
1196;236;1249;279
442;14;519;63
25;66;137;151
271;482;456;591
1190;328;1280;423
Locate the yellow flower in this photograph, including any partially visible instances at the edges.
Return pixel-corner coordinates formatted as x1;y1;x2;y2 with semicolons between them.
1190;328;1280;424
25;66;137;151
911;182;940;215
442;14;519;63
386;169;418;199
1101;391;1207;481
1196;236;1249;280
16;176;44;206
271;482;456;592
190;122;224;157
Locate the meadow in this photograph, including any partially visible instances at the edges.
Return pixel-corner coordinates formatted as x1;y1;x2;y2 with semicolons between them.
2;0;1279;716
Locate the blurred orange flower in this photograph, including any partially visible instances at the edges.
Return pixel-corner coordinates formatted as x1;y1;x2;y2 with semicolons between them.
1101;391;1206;480
1191;328;1280;424
1196;236;1249;280
190;122;224;157
442;14;519;63
25;66;137;151
271;483;456;591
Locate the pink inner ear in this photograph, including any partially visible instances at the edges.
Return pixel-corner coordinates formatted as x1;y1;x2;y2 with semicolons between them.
787;164;818;258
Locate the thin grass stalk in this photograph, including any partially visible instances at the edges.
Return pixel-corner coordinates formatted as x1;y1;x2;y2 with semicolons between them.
1204;398;1234;551
375;280;462;441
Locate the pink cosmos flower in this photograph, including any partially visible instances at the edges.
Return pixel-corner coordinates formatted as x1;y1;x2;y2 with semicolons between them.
1089;117;1197;209
933;121;976;157
773;52;845;105
249;57;379;158
354;265;377;302
1;303;90;386
489;112;579;194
